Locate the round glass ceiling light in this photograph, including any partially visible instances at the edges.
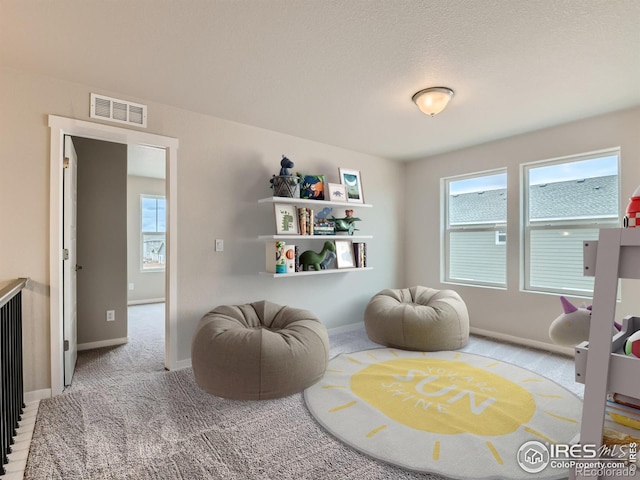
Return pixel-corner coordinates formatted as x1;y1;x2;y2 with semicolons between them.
412;87;455;116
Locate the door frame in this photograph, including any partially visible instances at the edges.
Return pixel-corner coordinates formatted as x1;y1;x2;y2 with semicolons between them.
49;115;179;396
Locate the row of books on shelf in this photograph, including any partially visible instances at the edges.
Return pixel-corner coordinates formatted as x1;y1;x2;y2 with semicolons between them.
265;240;368;273
603;392;640;446
297;207;338;235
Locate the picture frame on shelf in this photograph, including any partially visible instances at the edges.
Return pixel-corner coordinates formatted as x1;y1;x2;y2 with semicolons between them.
327;183;348;202
338;168;364;203
274;203;300;235
298;174;326;200
335;240;355;268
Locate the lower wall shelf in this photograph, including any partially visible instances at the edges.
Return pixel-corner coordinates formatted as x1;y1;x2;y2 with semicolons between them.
260;267;373;277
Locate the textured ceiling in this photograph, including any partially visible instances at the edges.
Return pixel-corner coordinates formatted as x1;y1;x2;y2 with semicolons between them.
2;1;639;161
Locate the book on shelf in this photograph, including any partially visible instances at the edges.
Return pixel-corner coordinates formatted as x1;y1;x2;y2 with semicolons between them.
606;392;640;430
298;207;315;235
353;242;367;268
265;241;287;274
612;392;640;410
313;221;335;235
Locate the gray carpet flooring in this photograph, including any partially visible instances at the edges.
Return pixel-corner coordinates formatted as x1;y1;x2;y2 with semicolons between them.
25;305;582;479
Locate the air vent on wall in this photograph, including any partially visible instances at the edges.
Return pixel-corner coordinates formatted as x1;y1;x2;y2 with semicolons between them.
90;93;147;128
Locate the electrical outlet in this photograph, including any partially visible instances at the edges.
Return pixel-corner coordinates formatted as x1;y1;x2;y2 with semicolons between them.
215;239;224;252
129;283;134;291
106;310;115;322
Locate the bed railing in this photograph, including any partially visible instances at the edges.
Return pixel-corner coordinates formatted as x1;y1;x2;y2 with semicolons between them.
0;278;27;476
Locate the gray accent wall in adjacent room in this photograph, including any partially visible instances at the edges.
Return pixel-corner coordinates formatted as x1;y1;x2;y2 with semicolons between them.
73;136;128;346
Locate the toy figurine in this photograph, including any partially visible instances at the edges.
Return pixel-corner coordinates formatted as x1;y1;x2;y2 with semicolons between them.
279;155;294;176
625;331;640;358
299;241;336;271
332;209;361;235
623;185;640;228
270;155;300;197
549;296;620;346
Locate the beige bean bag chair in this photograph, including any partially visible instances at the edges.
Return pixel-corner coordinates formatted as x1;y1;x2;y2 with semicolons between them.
364;286;469;351
192;300;329;400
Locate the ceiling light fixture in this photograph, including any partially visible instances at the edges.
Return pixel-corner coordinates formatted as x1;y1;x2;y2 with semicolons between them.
412;87;454;116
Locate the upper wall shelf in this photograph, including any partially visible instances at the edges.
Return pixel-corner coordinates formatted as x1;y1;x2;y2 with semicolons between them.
258;234;373;240
258;196;372;208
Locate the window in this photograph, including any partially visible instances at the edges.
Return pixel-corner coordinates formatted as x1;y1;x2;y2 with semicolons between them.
444;170;507;287
141;195;166;271
523;150;619;295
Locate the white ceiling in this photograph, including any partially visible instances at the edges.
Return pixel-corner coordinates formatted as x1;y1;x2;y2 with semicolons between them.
2;1;639;161
127;144;166;179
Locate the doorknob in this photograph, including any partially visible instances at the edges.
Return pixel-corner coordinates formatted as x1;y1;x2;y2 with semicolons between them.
75;264;83;271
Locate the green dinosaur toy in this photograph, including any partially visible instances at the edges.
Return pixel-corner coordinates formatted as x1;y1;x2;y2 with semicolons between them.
299;241;336;271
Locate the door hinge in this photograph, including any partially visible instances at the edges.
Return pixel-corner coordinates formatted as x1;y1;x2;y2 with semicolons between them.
63;249;69;260
63;157;70;169
64;340;69;351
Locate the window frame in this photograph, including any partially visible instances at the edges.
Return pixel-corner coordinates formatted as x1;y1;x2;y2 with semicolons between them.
521;148;620;296
442;168;508;289
140;194;166;272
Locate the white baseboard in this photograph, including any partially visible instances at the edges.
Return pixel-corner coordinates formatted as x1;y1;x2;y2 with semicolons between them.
24;388;51;402
470;327;575;357
78;337;129;351
172;358;192;370
128;298;165;306
328;321;364;335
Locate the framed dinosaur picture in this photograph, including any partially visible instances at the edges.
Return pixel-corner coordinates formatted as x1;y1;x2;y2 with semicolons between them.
274;203;300;235
327;183;347;202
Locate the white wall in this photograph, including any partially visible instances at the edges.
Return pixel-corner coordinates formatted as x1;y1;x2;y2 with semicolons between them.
127;175;166;303
0;66;404;392
405;106;640;350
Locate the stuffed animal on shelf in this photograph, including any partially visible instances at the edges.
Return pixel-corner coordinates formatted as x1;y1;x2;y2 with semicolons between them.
624;331;640;358
549;296;621;346
299;241;336;271
279;155;294;176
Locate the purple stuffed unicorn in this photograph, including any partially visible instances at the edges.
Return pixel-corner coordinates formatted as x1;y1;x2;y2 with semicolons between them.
549;296;620;346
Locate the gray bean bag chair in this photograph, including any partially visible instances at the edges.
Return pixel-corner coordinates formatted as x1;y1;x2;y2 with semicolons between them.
191;300;329;400
364;286;469;351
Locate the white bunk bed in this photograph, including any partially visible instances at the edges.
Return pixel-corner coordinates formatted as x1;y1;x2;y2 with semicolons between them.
572;228;640;480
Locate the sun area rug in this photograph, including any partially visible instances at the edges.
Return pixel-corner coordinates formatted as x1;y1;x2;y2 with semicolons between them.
304;348;582;480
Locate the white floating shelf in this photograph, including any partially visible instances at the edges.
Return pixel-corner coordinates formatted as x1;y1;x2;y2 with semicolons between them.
259;267;373;277
258;196;372;208
258;235;373;240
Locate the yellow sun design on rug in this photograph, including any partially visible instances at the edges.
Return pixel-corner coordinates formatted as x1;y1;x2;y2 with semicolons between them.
304;348;581;480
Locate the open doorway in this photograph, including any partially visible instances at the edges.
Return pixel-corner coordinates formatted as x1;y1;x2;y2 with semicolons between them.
62;138;167;390
49;115;179;397
127;144;166;306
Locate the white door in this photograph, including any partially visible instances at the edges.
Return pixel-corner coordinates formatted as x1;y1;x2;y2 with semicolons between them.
63;135;78;386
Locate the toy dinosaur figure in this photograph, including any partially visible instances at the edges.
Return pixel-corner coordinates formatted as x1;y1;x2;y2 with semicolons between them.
299;241;336;271
279;155;294;176
320;251;336;270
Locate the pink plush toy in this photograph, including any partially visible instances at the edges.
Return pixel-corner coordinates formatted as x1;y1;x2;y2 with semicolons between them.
549;296;620;346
